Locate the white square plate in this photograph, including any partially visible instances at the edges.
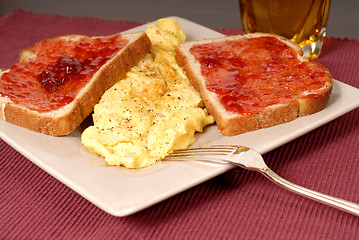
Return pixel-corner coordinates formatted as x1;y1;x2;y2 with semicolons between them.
1;17;359;217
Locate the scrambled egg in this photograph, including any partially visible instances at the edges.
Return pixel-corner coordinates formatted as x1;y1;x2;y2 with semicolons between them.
81;18;214;169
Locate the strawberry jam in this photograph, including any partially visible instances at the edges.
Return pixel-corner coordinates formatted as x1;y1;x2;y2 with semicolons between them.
189;36;331;114
0;34;128;112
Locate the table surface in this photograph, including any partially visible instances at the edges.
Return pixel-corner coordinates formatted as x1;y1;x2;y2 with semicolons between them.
1;3;359;240
0;0;359;39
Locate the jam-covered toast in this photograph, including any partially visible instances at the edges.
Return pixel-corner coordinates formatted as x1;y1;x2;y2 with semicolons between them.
175;33;332;136
0;31;151;136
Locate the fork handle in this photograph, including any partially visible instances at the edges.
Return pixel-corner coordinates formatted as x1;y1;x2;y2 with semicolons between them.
260;167;359;217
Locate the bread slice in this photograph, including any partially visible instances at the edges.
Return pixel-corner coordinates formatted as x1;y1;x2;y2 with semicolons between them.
175;33;332;136
0;31;151;136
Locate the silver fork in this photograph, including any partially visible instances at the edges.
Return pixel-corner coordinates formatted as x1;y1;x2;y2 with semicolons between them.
165;145;359;217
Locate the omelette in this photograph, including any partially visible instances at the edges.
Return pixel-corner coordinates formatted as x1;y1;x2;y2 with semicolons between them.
81;18;214;169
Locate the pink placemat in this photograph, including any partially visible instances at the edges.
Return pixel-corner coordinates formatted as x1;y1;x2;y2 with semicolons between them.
1;9;359;240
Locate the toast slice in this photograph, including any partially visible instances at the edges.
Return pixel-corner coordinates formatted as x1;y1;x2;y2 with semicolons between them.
175;33;332;136
0;31;151;136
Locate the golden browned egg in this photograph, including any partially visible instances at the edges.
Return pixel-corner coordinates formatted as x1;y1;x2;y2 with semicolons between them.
81;18;214;169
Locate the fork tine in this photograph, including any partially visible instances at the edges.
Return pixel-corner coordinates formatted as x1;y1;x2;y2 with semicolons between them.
173;146;236;153
175;145;237;151
166;145;238;159
167;152;228;158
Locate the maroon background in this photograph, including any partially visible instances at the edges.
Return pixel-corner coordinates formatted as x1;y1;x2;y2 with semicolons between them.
1;9;359;239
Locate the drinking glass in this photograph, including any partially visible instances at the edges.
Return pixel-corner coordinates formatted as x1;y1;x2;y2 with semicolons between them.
239;0;331;60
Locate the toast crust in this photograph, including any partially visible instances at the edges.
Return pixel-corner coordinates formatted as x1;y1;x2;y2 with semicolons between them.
175;33;332;136
0;32;151;136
